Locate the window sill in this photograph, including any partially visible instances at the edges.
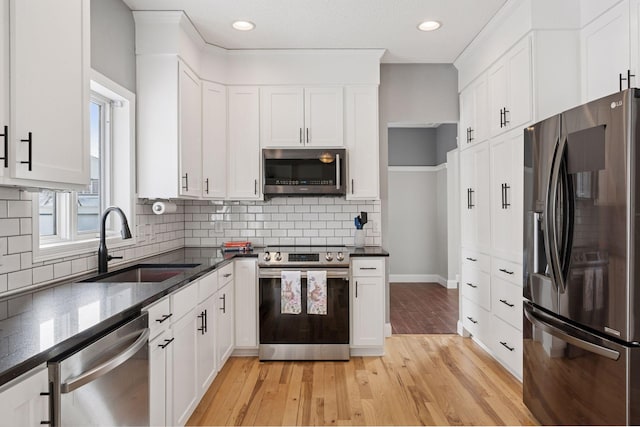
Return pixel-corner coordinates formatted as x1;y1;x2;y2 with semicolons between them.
33;235;138;264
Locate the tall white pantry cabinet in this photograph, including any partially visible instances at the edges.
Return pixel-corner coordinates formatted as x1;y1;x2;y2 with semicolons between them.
455;0;585;379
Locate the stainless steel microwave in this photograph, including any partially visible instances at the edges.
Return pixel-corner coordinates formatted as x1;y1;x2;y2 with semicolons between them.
262;148;346;196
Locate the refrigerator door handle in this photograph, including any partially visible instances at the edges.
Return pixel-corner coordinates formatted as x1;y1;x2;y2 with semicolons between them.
547;136;567;294
524;303;620;361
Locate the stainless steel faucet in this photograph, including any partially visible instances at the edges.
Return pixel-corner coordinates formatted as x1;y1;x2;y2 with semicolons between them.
98;206;132;273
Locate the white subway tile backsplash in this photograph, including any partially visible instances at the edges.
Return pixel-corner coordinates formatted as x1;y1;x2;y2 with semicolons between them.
33;265;54;284
7;200;31;218
0;219;20;237
0;254;21;274
8;235;31;254
8;269;32;291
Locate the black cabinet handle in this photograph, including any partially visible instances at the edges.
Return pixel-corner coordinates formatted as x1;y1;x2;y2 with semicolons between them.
254;179;257;195
359;267;377;270
501;183;511;209
197;310;206;334
182;173;189;191
499;268;514;275
220;294;226;313
468;127;474;142
466;316;478;324
351;179;354;194
0;125;7;168
499;299;515;308
306;128;309;144
499;108;504;128
355;280;358;298
223;273;232;278
466;282;477;289
500;341;515;352
158;337;174;349
299;128;303;144
205;178;209;194
468;189;475;208
467;188;471;209
466;257;477;262
620;69;635;91
20;131;32;171
503;108;510;126
155;313;172;323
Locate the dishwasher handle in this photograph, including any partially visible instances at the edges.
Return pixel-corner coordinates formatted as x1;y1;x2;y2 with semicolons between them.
60;328;150;394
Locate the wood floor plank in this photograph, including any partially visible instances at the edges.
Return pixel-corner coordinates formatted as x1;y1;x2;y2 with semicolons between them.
187;335;538;426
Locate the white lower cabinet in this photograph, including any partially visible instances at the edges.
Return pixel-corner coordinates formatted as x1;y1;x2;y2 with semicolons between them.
170;305;199;426
234;259;257;349
149;328;172;427
461;297;490;343
216;280;235;369
351;258;385;352
196;272;218;397
489;315;523;377
0;366;49;427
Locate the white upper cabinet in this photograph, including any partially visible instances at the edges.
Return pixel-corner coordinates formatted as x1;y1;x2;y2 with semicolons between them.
488;37;532;137
460;75;488;149
345;86;379;200
202;81;227;199
260;86;343;147
178;62;203;198
228;86;261;200
582;0;633;103
137;56;204;199
5;0;89;189
460;142;491;254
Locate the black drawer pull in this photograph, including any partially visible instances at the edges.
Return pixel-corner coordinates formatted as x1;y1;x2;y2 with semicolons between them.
220;294;226;313
158;337;174;349
155;313;172;323
20;131;32;171
0;125;7;168
359;267;377;270
182;173;189;191
465;257;477;262
223;273;232;278
466;282;477;289
499;299;515;308
499;268;514;275
500;341;515;352
466;316;478;324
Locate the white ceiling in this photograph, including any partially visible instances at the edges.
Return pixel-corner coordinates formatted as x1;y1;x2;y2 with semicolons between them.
122;0;507;63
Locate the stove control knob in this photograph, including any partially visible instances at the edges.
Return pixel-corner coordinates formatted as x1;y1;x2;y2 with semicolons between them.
336;252;345;261
325;252;334;261
274;252;282;261
263;252;271;262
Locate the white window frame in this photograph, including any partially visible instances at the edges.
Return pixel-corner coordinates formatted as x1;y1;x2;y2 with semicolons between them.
32;70;136;262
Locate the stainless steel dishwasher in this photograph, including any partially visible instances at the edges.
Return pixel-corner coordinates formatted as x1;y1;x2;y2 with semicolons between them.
48;313;150;426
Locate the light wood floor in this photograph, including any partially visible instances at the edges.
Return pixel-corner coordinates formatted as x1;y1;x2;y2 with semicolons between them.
187;335;537;426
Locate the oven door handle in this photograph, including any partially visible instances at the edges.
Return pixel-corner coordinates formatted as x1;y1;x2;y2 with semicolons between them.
60;328;150;394
259;269;349;279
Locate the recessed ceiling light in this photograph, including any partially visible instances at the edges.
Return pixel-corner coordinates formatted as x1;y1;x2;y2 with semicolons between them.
417;21;441;32
232;20;255;31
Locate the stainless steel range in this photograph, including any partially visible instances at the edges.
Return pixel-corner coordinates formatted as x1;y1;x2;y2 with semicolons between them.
258;246;350;361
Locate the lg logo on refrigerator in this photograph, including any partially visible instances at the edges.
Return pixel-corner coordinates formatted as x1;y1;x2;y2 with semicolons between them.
611;100;623;109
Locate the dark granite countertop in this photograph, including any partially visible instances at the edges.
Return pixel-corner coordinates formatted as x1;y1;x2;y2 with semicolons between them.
0;247;257;387
348;246;389;257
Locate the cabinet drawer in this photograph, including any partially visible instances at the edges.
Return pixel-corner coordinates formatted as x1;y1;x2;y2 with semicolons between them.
198;270;218;302
172;281;198;321
492;257;522;286
218;262;234;289
491;276;523;330
462;297;490;341
146;297;172;339
461;264;490;310
490;315;522;378
352;259;384;277
461;248;490;273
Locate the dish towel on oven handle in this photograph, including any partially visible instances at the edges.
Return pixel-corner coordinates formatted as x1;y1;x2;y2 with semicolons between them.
307;270;327;315
281;270;301;314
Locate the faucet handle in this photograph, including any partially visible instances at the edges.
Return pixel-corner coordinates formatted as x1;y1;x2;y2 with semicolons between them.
107;255;123;262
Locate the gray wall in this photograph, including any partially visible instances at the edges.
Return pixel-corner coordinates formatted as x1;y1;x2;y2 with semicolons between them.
436;124;458;165
388;128;437;166
91;0;136;92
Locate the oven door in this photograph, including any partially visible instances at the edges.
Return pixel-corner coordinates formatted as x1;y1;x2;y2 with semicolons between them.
259;268;349;350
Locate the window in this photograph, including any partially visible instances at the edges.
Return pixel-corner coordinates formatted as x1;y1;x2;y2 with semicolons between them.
33;70;135;261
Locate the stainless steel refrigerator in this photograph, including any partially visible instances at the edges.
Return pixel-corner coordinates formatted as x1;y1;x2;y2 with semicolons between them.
523;89;640;425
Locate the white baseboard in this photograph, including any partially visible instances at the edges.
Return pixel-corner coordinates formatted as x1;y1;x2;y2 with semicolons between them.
457;320;469;337
389;274;449;288
384;322;392;337
447;279;458;289
350;347;385;357
232;348;259;357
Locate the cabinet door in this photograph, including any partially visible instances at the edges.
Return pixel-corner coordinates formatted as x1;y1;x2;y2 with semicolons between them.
196;294;217;396
149;329;170;427
10;0;89;185
506;38;532;130
304;87;344;147
345;86;379;200
0;367;49;427
460;147;477;249
260;87;304;147
178;62;202;198
228;86;261;200
460;143;490;253
474;143;491;254
0;0;7;177
582;1;631;103
234;259;257;348
490;133;523;262
488;60;508;137
473;77;488;143
171;310;198;426
202;81;227;199
216;281;235;368
460;85;475;147
352;276;384;346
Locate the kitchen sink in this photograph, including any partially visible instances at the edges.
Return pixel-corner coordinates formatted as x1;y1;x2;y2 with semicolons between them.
83;264;200;283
